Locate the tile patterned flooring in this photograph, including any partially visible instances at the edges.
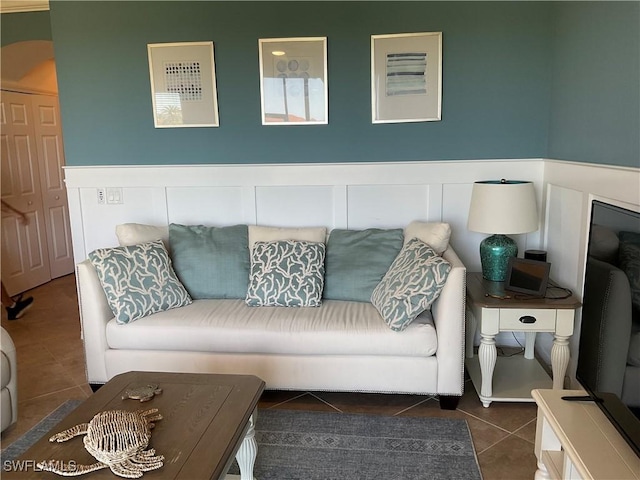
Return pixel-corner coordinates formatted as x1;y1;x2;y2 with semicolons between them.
1;274;539;479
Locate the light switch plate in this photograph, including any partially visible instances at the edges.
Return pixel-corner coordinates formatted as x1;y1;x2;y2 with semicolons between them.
106;187;123;204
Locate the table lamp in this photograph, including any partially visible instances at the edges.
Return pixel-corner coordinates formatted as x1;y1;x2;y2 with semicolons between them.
467;179;538;282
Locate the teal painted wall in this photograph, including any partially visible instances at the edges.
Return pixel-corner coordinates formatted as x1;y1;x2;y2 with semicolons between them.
18;2;634;168
548;2;640;167
49;1;554;166
0;11;51;46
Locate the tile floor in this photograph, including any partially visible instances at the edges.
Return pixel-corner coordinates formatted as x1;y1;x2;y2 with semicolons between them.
1;274;539;479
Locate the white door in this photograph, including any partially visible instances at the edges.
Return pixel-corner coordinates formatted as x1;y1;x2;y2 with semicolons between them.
31;95;74;279
1;90;52;295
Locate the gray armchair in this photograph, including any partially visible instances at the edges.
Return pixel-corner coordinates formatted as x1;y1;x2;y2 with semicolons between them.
1;326;17;432
578;257;640;408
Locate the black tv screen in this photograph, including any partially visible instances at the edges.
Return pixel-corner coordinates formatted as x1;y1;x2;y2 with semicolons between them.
575;199;640;457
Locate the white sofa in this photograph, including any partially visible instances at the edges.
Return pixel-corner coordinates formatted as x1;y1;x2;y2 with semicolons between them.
1;326;17;432
76;223;467;409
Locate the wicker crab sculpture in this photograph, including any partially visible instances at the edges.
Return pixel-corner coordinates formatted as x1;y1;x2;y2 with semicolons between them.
37;409;164;478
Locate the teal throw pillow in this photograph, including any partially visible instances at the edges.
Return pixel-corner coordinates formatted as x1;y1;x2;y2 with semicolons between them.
619;231;640;245
323;228;404;302
246;240;326;307
371;238;451;332
88;240;192;324
169;224;250;299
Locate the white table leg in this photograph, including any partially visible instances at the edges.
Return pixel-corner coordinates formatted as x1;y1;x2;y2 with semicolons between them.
524;332;536;359
478;333;497;407
551;335;570;389
235;410;257;480
534;461;552;480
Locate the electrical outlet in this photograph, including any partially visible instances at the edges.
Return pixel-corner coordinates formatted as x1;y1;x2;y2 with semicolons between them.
97;188;105;204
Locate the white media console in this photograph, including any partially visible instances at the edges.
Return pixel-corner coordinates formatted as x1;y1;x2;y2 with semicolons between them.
533;389;639;480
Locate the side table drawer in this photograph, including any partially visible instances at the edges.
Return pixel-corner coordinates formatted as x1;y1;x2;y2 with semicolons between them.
500;309;556;331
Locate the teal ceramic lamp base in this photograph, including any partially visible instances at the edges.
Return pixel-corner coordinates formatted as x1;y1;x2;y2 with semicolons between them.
480;234;518;282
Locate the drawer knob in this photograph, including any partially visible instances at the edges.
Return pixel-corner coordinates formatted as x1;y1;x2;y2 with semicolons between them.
519;315;537;324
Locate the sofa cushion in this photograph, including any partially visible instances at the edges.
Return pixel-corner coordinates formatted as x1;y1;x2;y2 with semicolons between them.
169;224;250;299
371;238;451;332
403;221;451;255
248;225;327;248
246;240;325;307
89;240;192;324
116;223;170;250
106;299;437;357
324;228;404;302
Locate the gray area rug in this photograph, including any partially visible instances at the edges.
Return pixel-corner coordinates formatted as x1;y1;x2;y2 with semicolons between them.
229;409;483;480
1;402;482;479
0;399;82;463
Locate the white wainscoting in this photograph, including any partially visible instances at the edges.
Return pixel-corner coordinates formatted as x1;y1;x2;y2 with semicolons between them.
64;160;545;268
64;158;640;385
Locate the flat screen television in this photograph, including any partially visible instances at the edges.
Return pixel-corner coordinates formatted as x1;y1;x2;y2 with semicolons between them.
571;199;640;458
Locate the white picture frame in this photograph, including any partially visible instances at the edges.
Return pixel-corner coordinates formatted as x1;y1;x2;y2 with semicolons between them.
258;37;328;125
371;32;442;124
147;41;219;128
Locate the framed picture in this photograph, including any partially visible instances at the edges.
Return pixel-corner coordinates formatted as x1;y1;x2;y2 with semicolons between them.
147;41;219;128
371;32;442;124
258;37;328;125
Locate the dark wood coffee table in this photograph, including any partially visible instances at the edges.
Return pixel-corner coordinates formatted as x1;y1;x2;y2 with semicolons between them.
4;371;265;479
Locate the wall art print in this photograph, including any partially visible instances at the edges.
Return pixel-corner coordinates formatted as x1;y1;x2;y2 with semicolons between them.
259;37;328;125
147;41;219;128
371;32;442;123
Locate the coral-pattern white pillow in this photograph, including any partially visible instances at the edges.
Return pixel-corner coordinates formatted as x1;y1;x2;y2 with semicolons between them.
89;240;191;324
246;240;326;307
371;238;451;332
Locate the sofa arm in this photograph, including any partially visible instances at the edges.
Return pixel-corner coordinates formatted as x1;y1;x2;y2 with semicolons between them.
76;259;113;384
432;247;466;396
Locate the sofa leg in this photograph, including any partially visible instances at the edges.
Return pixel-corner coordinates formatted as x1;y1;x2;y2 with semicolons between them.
89;383;103;393
439;395;460;410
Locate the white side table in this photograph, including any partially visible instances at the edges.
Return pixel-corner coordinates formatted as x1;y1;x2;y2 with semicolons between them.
465;273;580;407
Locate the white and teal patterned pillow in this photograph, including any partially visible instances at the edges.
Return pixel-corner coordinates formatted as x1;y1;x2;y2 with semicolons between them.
88;240;192;324
371;238;451;332
246;240;326;307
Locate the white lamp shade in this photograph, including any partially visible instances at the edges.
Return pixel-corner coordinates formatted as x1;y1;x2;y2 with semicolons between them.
467;180;538;234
